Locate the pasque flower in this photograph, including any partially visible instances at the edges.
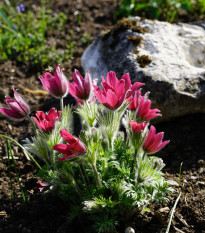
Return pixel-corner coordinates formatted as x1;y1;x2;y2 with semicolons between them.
129;120;148;133
39;64;69;98
128;90;161;121
69;70;93;101
129;120;148;151
31;108;61;133
94;71;143;110
53;129;86;161
0;88;30;119
143;126;170;154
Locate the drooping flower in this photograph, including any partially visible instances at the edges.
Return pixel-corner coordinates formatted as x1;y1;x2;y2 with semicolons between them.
142;126;170;154
93;71;143;110
53;129;86;161
39;64;69;98
128;90;161;121
0;88;30;119
69;70;93;101
31;108;61;133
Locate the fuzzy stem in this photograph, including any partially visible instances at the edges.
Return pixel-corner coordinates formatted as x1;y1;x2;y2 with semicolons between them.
50;150;56;168
131;149;137;174
107;132;113;150
111;131;117;151
60;97;64;112
92;164;102;187
142;151;147;160
131;148;141;174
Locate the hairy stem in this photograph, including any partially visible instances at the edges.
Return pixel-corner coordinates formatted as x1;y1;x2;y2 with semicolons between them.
60;97;64;112
92;164;102;187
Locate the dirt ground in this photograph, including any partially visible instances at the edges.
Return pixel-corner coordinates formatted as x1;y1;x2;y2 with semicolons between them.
0;0;204;232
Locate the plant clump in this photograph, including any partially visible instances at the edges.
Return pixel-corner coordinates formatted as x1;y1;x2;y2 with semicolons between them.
0;65;176;233
127;35;143;46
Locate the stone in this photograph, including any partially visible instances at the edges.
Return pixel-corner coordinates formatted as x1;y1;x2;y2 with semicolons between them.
81;17;205;120
125;226;135;233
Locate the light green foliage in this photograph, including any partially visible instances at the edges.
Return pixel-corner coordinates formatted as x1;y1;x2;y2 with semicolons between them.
0;3;75;70
23;101;175;233
37;134;176;232
77;101;98;127
115;0;205;23
24;105;72;165
24;136;51;162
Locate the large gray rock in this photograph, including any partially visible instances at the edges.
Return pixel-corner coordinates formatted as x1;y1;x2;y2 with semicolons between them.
81;17;205;120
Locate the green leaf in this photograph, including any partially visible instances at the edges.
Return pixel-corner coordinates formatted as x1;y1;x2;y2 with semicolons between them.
0;8;13;29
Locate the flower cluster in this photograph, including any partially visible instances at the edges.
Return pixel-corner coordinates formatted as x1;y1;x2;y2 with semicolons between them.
0;64;175;233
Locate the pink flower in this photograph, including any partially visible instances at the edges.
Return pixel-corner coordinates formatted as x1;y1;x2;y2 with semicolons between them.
0;88;30;119
31;108;61;133
69;70;93;101
143;126;170;154
39;64;69;98
93;71;143;110
129;120;148;133
128;90;161;121
128;120;148;151
53;129;86;161
36;181;51;193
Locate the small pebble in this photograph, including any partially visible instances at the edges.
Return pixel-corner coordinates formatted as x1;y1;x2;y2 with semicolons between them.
159;207;170;213
190;176;197;180
125;227;135;233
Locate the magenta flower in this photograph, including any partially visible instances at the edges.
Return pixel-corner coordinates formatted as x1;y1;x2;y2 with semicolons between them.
143;126;170;154
128;90;161;121
39;64;69;98
129;120;148;134
53;129;86;161
0;88;30;119
128;120;148;151
93;71;143;110
69;70;93;101
31;108;61;133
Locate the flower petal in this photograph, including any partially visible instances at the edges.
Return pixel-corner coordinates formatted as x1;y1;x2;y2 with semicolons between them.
0;107;24;119
106;71;119;90
13;89;30;114
105;89;119;109
60;129;77;144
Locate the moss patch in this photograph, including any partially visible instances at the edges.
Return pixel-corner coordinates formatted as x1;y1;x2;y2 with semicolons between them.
137;55;152;68
113;18;149;36
133;48;139;54
127;35;143;46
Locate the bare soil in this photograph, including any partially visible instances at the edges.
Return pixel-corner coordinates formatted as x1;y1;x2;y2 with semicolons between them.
0;0;204;232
